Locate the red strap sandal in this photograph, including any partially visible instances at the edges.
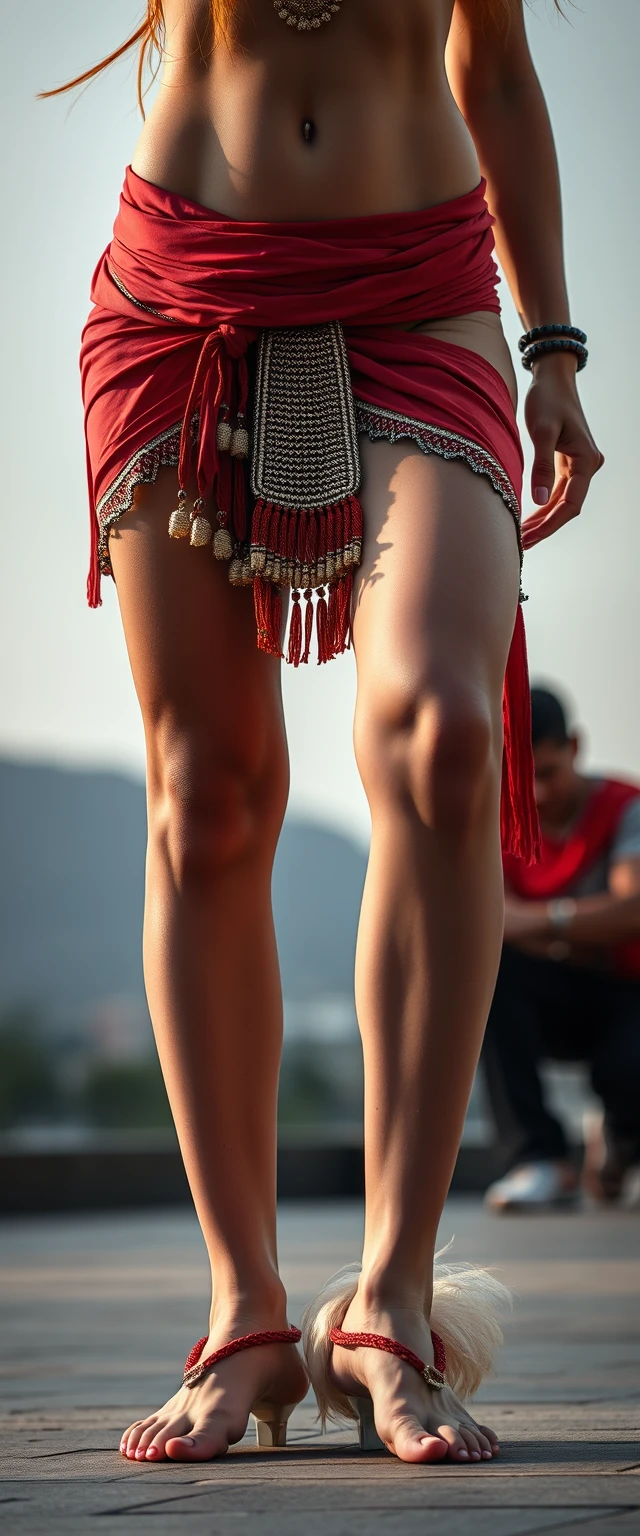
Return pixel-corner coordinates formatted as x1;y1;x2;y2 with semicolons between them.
182;1326;303;1448
328;1326;447;1451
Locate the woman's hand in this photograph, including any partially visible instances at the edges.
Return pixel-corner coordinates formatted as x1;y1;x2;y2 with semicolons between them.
521;354;604;549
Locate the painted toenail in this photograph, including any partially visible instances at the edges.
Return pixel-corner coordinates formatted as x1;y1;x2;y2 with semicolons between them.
458;1450;469;1459
470;1451;481;1459
482;1450;492;1458
146;1447;159;1459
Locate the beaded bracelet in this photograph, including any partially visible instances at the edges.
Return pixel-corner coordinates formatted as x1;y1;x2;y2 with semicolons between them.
518;323;587;352
521;336;588;372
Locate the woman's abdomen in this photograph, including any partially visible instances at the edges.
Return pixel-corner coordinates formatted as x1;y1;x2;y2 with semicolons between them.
131;10;481;221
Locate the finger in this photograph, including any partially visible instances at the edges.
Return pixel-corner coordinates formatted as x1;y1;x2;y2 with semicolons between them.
522;502;577;549
530;424;557;506
522;467;594;547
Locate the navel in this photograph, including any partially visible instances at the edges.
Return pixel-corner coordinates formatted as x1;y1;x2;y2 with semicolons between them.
302;118;317;144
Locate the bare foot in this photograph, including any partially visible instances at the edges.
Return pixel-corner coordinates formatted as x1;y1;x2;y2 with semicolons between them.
330;1292;499;1465
120;1306;308;1462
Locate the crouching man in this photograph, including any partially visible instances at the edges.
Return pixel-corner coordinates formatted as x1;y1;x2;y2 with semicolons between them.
484;687;640;1211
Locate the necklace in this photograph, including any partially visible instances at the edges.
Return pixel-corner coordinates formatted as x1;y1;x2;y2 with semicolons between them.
274;1;343;30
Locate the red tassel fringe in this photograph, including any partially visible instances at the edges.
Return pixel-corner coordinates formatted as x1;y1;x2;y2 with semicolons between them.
501;603;540;864
316;587;330;664
254;577;283;659
250;495;361;664
302;589;314;665
287;591;302;667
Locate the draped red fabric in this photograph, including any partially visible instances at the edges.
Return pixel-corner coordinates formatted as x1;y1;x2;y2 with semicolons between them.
504;779;640;975
504;780;640;900
81;167;538;860
82;169;521;526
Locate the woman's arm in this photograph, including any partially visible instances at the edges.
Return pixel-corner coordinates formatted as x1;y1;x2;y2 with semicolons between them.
447;1;603;537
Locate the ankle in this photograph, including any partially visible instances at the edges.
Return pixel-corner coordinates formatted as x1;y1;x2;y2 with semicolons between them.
208;1271;289;1336
355;1266;432;1319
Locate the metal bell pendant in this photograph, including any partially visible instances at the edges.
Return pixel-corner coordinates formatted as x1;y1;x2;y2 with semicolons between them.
231;414;249;459
217;412;232;453
213;527;233;560
168;489;190;538
190;499;212;547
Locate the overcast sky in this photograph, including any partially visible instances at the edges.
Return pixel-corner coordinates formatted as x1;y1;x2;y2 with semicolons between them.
2;1;638;846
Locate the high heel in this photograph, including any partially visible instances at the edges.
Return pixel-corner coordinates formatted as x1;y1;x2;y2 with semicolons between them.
252;1401;297;1448
301;1252;511;1441
350;1395;385;1452
182;1326;303;1449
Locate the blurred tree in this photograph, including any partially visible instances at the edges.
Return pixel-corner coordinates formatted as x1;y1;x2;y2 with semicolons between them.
83;1056;174;1129
0;1006;61;1128
279;1042;349;1127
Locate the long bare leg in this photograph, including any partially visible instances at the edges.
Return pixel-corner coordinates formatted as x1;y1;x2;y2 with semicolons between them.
109;470;307;1462
330;440;520;1462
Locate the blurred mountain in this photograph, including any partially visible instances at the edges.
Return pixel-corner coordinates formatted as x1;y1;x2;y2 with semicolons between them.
0;759;367;1021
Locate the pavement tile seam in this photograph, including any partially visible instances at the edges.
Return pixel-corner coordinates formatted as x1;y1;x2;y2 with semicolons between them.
3;1201;638;1527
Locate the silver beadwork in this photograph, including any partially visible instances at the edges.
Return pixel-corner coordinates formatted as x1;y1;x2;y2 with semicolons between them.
251;323;360;509
274;1;342;31
355;400;521;527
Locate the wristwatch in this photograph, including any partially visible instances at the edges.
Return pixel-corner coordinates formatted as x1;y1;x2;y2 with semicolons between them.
546;897;577;934
546;897;577;961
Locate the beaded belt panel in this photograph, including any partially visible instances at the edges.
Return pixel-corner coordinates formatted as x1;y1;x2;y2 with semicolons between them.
242;322;363;664
251;323;361;509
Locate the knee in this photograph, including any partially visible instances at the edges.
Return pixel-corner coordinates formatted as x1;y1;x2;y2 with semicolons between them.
146;721;289;888
355;680;498;842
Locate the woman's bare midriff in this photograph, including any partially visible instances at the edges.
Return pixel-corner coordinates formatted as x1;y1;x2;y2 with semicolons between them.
130;0;516;401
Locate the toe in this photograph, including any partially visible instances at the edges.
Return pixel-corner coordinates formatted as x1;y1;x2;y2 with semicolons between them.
472;1427;494;1460
135;1421;169;1460
390;1415;449;1464
436;1423;477;1463
165;1419;231;1461
124;1418;155;1459
458;1426;483;1461
476;1421;500;1455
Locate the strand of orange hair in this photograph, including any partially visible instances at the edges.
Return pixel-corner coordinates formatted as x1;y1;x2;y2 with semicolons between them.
39;2;234;116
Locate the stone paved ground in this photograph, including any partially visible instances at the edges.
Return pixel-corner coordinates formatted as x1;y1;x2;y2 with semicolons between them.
1;1198;639;1535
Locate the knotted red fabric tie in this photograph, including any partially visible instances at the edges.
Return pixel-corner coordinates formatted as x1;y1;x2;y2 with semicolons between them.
182;1326;302;1388
329;1325;447;1391
177;321;256;545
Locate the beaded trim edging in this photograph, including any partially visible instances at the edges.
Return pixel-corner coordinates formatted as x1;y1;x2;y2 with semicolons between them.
96;419;197;576
95;403;522;578
354;400;522;556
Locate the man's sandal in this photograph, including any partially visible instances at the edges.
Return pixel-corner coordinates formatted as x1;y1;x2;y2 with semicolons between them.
182;1326;303;1447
